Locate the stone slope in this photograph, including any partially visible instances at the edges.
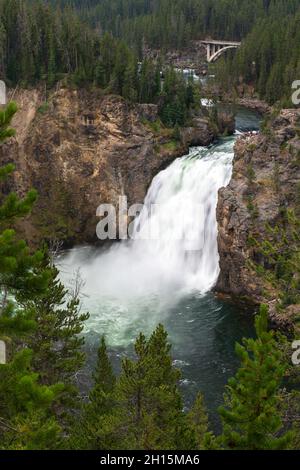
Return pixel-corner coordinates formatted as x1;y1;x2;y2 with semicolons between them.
1;87;219;245
217;108;300;326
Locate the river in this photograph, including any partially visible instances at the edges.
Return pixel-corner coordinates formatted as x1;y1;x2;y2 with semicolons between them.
57;106;261;428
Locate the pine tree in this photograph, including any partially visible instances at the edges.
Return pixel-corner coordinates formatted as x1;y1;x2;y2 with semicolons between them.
188;393;210;450
139;58;161;104
95;59;107;88
73;326;197;450
0;101;16;142
0;103;50;333
160;68;189;127
122;57;138;102
70;336;117;450
92;336;116;395
109;41;131;96
112;325;193;449
0;103;62;449
218;304;294;450
23;262;89;429
0;349;62;450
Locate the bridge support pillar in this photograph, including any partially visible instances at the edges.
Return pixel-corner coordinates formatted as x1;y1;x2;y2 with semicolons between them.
202;39;241;63
206;44;211;62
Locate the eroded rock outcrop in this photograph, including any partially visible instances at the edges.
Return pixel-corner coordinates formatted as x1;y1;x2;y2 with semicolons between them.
1;87;222;245
217;109;300;321
180;117;215;147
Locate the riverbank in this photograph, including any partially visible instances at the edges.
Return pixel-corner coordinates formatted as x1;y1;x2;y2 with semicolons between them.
57;118;258;426
220;95;271;116
216;107;300;331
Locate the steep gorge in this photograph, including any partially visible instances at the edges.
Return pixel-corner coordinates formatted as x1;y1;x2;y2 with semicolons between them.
0;87;222;245
3;85;299;327
217;108;300;327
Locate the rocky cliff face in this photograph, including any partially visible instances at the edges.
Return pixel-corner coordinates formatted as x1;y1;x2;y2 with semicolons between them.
1;87;222;245
217;109;300;324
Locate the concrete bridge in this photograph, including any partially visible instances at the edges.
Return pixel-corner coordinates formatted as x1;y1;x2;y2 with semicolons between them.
201;40;241;63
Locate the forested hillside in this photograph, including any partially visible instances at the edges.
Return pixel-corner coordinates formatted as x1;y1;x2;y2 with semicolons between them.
48;0;300;49
0;0;97;86
0;0;202;126
1;0;300;105
48;0;300;105
45;0;300;104
1;0;300;454
217;7;300;105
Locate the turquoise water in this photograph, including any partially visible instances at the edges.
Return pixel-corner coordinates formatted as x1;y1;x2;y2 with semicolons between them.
57;107;260;429
77;290;254;430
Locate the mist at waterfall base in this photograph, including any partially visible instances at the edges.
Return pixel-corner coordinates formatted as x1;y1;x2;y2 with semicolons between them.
57;108;259;427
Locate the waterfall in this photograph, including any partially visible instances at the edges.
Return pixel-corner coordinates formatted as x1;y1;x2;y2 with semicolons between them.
60;138;235;303
130;139;234;294
57;109;259;399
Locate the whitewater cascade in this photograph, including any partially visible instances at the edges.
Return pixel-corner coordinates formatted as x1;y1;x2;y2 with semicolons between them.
57;109;259;397
128;139;235;295
60;138;235;303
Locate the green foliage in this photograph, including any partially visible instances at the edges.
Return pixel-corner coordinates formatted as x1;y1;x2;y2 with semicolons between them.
70;336;117;450
139;58;161;104
25;262;89;385
1;0;300;451
115;325;186;449
32;179;79;244
19;261;89;436
93;336;116;395
0;103;88;449
218;305;293;450
254;211;300;307
246;164;256;185
49;0;300;51
0;349;63;450
247;197;259;220
160;141;178;152
216;3;300;104
0;102;17;142
8;1;298;106
160;69;200;127
0;103;62;449
0;2;200;126
0;103;50;332
72;325;206;450
0;0;96;86
144;119;163;135
187;393;211;450
37;103;50;115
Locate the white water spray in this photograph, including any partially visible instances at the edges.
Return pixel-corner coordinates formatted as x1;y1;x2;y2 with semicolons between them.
60;138;235;303
130;139;235;294
57;109;259;380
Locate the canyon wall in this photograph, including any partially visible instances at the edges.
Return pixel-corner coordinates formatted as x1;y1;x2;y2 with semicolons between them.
1;87;221;245
217;109;300;325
